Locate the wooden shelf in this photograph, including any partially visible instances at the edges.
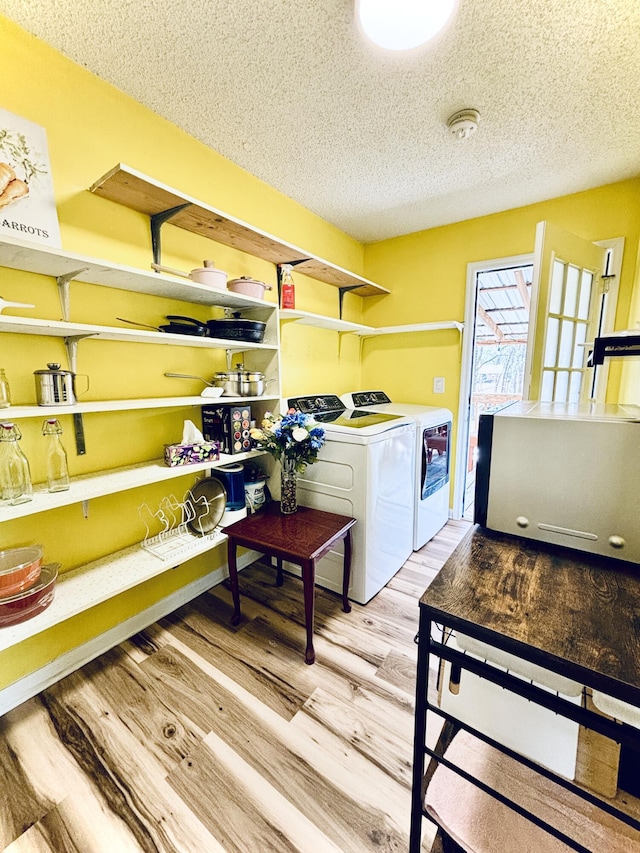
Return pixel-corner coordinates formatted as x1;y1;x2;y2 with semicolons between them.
0;395;280;420
0;314;277;352
0;531;229;653
279;308;373;334
0;235;276;311
90;164;389;298
0;451;266;522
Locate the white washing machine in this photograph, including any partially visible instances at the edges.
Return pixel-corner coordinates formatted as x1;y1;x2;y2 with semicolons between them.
282;394;416;604
341;391;452;549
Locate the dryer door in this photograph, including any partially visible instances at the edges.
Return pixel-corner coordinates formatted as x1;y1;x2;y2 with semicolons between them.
421;421;451;500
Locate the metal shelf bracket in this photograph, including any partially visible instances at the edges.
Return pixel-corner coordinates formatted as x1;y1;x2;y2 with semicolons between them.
338;286;361;319
56;268;90;322
150;203;192;267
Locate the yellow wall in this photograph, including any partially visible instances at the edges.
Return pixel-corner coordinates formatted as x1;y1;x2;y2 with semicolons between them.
1;14;639;694
0;17;364;689
361;180;640;487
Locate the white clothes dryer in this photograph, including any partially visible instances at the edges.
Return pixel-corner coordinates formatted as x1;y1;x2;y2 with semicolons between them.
283;394;416;604
341;391;452;549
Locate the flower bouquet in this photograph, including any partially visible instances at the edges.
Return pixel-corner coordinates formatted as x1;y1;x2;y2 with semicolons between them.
250;409;326;513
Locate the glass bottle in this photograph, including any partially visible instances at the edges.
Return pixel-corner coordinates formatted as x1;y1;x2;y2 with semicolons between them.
42;418;70;492
0;369;10;408
0;422;33;504
280;264;295;309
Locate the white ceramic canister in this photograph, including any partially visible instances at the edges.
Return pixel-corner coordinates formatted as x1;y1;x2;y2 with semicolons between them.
244;477;267;513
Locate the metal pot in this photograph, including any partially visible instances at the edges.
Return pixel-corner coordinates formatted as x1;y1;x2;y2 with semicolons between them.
34;363;89;406
213;365;270;397
206;314;266;343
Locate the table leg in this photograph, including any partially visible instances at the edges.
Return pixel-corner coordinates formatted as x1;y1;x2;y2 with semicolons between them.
342;529;352;614
301;558;316;665
276;557;284;587
226;537;242;626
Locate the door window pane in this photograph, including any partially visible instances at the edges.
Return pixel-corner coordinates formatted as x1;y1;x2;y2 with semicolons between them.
573;323;587;368
549;260;565;314
563;265;580;316
569;372;582;403
555;371;569;402
541;370;555;401
558;320;575;368
577;270;593;320
543;318;560;367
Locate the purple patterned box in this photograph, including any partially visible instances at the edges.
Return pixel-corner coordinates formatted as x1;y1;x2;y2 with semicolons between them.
163;441;220;467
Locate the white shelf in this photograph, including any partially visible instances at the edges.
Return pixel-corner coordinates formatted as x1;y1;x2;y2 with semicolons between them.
0;530;229;652
0;234;277;311
279;311;463;336
1;395;279;420
279;308;373;334
0;451;265;522
0;314;277;352
357;321;464;336
90;164;389;297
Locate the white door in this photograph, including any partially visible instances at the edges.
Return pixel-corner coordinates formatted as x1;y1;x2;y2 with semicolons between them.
524;221;615;403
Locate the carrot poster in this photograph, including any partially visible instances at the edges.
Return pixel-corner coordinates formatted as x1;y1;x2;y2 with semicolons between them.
0;108;61;247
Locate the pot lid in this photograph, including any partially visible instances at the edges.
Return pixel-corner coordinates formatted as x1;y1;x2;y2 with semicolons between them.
34;363;73;375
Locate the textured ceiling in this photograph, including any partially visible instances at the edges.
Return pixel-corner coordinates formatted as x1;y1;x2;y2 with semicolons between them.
2;0;640;242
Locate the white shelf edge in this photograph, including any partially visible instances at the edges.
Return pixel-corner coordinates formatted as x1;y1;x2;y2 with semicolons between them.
357;321;464;337
278;311;463;336
0;395;280;420
0;451;266;522
0;531;230;652
0;234;278;311
279;309;374;334
0;314;278;351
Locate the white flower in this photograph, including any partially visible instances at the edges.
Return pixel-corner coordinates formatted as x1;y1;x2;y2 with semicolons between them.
292;427;309;442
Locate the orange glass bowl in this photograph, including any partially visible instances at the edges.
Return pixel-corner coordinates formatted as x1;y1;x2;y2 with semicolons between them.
0;562;58;627
0;546;43;597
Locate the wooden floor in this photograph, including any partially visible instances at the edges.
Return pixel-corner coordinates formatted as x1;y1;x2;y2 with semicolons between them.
0;518;472;853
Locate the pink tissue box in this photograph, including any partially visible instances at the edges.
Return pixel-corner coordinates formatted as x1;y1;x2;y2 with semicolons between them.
164;441;220;467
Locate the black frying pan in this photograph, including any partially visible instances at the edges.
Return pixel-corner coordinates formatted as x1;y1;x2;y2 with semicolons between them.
117;315;209;336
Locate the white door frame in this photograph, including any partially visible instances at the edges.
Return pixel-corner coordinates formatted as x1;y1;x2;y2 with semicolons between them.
452;253;533;520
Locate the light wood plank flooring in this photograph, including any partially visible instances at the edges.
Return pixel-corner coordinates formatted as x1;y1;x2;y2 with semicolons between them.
0;519;472;852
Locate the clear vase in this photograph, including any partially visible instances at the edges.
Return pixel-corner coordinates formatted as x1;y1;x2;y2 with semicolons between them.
280;456;298;514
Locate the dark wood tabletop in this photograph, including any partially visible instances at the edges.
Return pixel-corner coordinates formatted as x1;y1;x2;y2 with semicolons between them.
225;503;357;664
421;525;640;707
224;502;357;561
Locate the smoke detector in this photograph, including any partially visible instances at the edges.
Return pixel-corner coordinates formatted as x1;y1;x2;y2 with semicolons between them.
447;109;480;140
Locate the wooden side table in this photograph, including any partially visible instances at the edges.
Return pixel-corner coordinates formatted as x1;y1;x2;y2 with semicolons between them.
225;502;356;664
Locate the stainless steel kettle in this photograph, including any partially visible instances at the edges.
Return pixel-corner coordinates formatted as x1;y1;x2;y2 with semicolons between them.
34;363;88;406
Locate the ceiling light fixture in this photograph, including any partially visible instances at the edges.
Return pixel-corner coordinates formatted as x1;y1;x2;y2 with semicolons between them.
447;109;480;140
355;0;457;51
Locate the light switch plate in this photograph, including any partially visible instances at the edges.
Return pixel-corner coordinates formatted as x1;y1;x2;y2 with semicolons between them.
434;377;445;394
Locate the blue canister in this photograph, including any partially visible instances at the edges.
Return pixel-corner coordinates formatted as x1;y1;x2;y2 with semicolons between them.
217;463;246;511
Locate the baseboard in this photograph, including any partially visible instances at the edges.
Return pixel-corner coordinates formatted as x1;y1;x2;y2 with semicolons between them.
0;549;263;717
